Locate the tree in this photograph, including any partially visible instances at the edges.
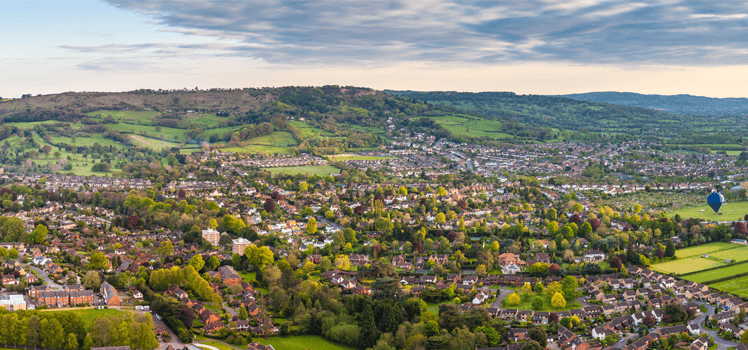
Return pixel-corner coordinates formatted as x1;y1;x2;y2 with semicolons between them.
263;198;276;212
190;255;205;272
157;241;173;257
655;248;664;260
528;327;547;348
610;257;622;270
665;240;675;258
246;245;274;268
532;297;544;310
82;334;94;350
521;340;543;350
28;315;41;349
207;256;220;271
84;271;101;289
31;224;48;244
298;182;308;192
130;322;159;350
436;213;446;226
89;252;110;271
476;265;487;277
506;293;521;306
643;315;656;328
359;303;380;350
66;333;79;350
307;217;318;235
551;292;566;309
239;305;248;320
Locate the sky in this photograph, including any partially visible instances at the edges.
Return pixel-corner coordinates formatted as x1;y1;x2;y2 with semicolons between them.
3;0;748;98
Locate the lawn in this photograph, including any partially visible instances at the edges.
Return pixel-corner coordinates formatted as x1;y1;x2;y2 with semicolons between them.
255;335;354;350
684;262;748;283
667;201;748;222
709;246;748;263
671;242;739;258
266;165;341;176
650;256;726;275
710;275;748;298
500;292;581;312
239;271;256;282
197;340;240;350
40;308;125;330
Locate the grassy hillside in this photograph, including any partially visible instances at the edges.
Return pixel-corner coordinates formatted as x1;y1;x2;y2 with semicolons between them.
559;92;748;116
389;90;748;140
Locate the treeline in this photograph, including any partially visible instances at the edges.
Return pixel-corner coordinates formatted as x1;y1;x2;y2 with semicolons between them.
0;309;158;350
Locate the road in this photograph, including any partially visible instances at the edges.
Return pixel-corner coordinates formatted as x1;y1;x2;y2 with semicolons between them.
223;303;238;318
26;264;62;290
115;259;131;274
696;302;738;350
491;288;515;308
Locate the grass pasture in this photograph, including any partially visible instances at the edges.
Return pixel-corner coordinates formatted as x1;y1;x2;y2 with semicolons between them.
256;335;354;350
266;165;341;176
87;110;159;124
673;242;738;258
667;201;748;222
650;256;726;275
428;115;513;140
500;292;581;312
683;263;748;283
710;275;748;298
709;246;748;263
40;308;125;330
197;340;239;350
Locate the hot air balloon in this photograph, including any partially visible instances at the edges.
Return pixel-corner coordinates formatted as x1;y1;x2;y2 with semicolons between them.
707;192;725;214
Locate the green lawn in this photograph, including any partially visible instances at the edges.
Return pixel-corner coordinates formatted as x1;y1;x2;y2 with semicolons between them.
650;256;726;275
671;242;739;258
667;201;748;222
239;271;256;282
40;308;125;330
256;335;354;350
684;263;748;283
197;340;240;350
266;165;341;176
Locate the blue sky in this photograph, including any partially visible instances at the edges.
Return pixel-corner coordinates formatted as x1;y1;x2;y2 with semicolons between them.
3;0;748;98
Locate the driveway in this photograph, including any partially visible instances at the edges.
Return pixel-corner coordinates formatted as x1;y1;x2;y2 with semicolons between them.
25;264;62;290
153;314;184;350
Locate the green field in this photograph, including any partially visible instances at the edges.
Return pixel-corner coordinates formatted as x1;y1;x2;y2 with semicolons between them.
289;121;334;139
667;201;748;222
684;263;748;283
428;115;513;140
672;242;739;258
239;271;256;282
266;165;341;176
40;308;125;330
88;110;159;124
709;246;748;263
710;275;748;298
650;256;726;275
256;335;354;350
221;131;298;154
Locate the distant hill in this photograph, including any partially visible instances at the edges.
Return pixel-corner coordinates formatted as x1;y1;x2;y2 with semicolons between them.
557;92;748;116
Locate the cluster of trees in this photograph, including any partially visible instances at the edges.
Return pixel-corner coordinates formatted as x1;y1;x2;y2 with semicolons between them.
0;309;158;350
148;265;222;305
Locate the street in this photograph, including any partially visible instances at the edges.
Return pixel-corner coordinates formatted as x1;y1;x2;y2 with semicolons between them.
695;302;738;350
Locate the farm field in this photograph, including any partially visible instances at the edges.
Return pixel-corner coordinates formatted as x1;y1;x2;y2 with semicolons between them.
709;246;748;262
428;115;513;140
683;262;748;283
710;275;748;298
650;256;726;275
667;201;748;222
672;242;739;258
255;335;354;350
266;165;341;176
40;308;125;330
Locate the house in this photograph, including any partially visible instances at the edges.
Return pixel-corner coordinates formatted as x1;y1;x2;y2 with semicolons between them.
247;343;275;350
217;265;242;286
2;274;18;285
583;250;606;262
100;281;121;306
